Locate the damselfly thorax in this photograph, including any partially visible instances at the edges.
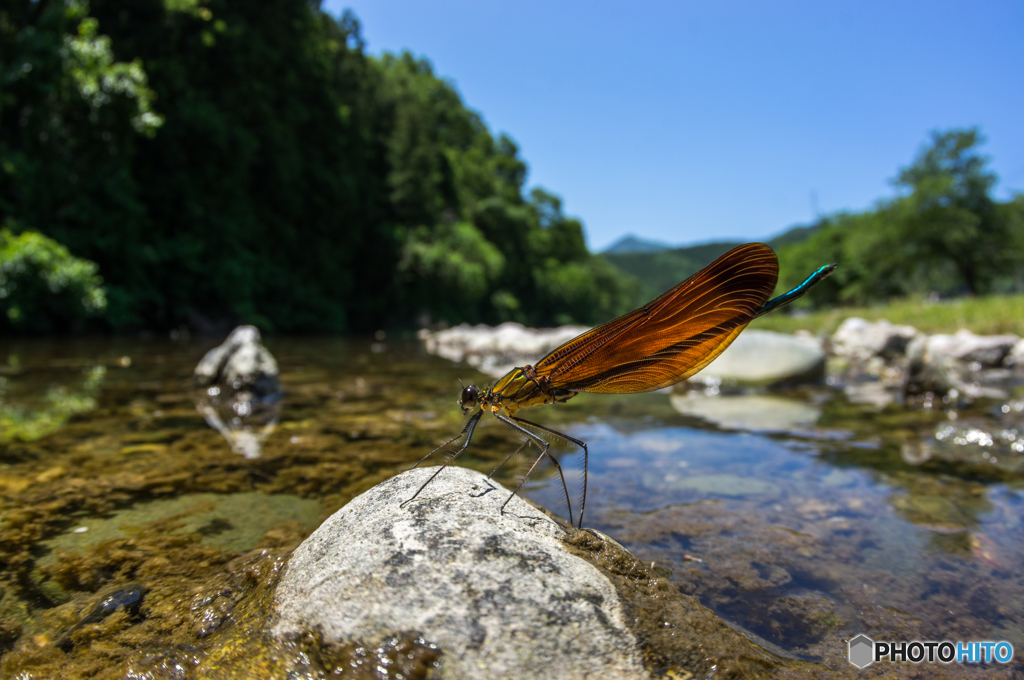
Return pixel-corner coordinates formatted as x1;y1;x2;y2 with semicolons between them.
401;243;837;528
479;365;577;416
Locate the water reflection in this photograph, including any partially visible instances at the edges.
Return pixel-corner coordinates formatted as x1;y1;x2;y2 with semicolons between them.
0;337;1022;673
191;326;283;458
194;385;280;459
0;361;106;442
522;414;1023;661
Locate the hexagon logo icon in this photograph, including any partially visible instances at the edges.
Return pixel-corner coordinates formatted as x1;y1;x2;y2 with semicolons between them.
848;634;875;668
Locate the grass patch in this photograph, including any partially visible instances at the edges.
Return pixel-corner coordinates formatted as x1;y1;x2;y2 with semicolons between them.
751;294;1024;337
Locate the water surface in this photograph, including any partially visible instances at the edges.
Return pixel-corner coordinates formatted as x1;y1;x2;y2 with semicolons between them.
0;337;1021;676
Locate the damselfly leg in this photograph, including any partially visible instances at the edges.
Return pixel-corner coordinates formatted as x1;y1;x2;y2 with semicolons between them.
494;414;577;526
400;410;483;508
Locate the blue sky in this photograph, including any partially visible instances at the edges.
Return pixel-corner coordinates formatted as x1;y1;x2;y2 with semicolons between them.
323;1;1023;251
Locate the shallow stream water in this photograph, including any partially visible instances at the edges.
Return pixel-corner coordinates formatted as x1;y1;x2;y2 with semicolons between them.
0;336;1022;677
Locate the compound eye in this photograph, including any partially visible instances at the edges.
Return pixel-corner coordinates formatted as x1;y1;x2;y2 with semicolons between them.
461;385;480;405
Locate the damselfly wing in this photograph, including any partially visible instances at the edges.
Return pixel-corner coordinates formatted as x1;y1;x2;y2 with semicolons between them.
402;243;836;527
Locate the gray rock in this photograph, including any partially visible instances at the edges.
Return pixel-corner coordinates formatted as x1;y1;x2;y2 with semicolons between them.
831;317;922;360
194;325;280;395
1005;339;1024;369
419;322;590;378
669;393;821;432
272;466;647;680
843;381;897;409
193;326;281;458
695;330;825;386
923;329;1020;368
905;332;1012;399
905;334;961;397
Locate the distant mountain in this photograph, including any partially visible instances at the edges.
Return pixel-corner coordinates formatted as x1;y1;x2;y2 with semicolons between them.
603;234;675;254
603;241;743;300
767;221;825;249
602;223;823;299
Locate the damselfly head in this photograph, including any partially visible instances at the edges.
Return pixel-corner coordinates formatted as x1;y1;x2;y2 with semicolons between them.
459;384;481;414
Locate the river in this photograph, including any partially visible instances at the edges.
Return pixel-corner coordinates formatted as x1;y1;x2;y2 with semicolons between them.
0;335;1021;677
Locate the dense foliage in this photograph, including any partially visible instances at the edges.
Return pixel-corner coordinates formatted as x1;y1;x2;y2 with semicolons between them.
603;241;743;303
0;0;640;333
605;130;1022;310
775;130;1024;308
4;1;1018;333
0;225;106;332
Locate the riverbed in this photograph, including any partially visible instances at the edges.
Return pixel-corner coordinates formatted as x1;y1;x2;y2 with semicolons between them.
0;336;1021;677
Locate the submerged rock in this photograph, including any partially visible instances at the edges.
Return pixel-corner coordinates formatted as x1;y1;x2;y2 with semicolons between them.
56;582;146;650
669;392;821;432
695;330;825;386
419;322;589;378
39;493;320;569
272;466;647;680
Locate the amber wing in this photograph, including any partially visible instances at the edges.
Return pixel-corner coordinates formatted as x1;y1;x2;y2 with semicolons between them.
535;242;779;393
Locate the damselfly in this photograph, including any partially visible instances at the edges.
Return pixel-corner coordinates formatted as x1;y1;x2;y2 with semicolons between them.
403;243;836;527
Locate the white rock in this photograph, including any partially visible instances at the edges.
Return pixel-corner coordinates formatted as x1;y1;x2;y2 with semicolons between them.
831;317;922;360
919;329;1019;368
193;326;281;458
843;382;896;409
906;332;1011;399
696;330;825;386
272;467;647;680
422;322;590;378
1005;339;1024;368
193;325;279;391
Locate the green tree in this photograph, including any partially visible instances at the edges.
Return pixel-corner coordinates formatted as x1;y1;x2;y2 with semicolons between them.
1;0;161;328
2;2;640;333
774;128;1022;307
894;128;1013;295
0;225;107;332
376;53;639;327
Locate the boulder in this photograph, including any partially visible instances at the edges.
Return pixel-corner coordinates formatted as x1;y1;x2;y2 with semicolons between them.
193;326;281;458
830;317;922;360
905;332;1011;399
922;329;1020;368
1005;339;1024;369
272;466;647;680
695;330;825;386
193;325;280;395
419;322;589;378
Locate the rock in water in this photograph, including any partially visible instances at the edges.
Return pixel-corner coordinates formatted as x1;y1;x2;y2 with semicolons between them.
419;322;590;378
919;329;1020;368
193;325;280;395
905;330;1018;399
831;317;922;360
272;467;647;680
696;330;825;386
193;326;281;458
